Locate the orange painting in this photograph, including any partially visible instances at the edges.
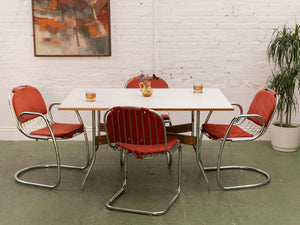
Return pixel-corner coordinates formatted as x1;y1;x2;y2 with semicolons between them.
32;0;111;56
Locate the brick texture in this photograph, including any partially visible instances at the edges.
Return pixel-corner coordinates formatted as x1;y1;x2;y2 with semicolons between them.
1;0;299;140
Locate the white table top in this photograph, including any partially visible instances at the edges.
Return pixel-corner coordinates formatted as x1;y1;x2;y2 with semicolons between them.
59;88;234;111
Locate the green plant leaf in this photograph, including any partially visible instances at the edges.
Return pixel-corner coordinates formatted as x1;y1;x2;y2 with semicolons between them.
267;24;300;127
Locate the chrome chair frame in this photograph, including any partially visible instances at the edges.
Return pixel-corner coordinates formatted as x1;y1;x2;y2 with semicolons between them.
8;85;90;189
104;106;182;215
198;89;278;190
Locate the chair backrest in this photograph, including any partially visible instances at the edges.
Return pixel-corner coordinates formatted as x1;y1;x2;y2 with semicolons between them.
9;85;47;124
125;76;169;88
247;88;277;127
104;106;170;158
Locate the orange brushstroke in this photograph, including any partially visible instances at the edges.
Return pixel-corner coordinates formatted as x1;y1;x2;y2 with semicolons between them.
88;25;99;36
58;0;68;6
84;9;109;37
99;10;109;33
46;0;58;10
35;17;66;34
43;37;60;45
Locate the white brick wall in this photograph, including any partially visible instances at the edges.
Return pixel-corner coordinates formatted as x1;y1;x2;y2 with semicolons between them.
0;0;299;140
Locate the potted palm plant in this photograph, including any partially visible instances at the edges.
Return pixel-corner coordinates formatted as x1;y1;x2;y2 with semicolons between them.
267;24;300;152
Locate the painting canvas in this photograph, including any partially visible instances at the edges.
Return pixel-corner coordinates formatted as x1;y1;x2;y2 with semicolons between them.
32;0;111;56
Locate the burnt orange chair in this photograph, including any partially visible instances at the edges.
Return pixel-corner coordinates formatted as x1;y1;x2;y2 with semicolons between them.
104;106;182;215
198;88;277;190
8;85;90;189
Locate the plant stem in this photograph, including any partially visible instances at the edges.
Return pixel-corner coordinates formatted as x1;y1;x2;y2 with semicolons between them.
279;111;283;127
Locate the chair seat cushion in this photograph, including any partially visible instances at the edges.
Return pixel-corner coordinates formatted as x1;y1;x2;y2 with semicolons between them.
30;123;84;138
117;136;178;159
202;124;253;139
161;114;170;120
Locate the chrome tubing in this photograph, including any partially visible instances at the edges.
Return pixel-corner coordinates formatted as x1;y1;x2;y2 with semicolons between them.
106;146;182;216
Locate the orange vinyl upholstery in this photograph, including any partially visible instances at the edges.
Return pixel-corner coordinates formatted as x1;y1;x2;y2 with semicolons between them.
160;114;170;120
202;124;253;139
198;88;277;190
8;85;90;189
12;86;84;139
104;106;182;215
247;89;277;126
106;107;177;159
125;76;169;88
117;136;178;158
30;123;84;138
12;86;47;123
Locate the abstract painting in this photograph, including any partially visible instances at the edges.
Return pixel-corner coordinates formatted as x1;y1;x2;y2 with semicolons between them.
31;0;111;56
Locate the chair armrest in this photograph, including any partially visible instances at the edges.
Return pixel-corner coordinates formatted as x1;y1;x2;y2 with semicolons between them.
203;103;244;125
48;103;60;123
231;103;245;125
18;112;54;140
224;114;266;141
231;103;243;114
48;103;84;125
233;114;265;127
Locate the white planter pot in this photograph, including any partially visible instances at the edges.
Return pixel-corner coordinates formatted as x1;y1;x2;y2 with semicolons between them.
271;124;300;152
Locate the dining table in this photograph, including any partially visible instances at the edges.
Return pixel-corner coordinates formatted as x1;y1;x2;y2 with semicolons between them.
58;88;234;189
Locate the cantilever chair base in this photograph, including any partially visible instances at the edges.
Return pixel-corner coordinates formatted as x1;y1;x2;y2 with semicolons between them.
14;130;90;189
104;107;182;215
106;147;182;216
9;85;91;189
15;162;89;189
204;165;271;190
197;89;277;191
106;187;181;216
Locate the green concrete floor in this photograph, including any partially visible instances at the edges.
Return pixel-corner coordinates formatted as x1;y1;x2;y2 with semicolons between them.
0;140;299;225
